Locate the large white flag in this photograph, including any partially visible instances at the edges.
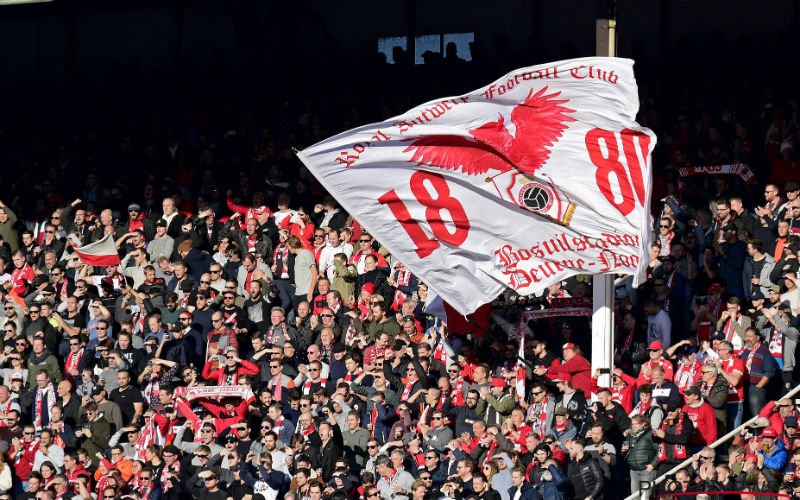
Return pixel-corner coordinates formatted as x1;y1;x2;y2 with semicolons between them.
298;57;654;315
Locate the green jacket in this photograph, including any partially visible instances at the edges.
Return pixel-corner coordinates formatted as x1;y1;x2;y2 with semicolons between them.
484;392;516;426
26;352;63;388
72;417;111;466
0;205;18;252
624;429;659;471
332;259;358;303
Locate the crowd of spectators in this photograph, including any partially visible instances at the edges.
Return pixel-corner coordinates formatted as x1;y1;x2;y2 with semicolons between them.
0;50;797;500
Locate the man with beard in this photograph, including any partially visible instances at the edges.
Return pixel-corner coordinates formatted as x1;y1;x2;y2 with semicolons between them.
243;279;272;334
447;389;483;437
567;438;605;500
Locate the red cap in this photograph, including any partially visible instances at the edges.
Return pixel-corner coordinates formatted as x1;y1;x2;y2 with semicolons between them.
562;342;576;351
361;282;376;295
553;372;572;383
707;284;723;294
253;206;270;216
490;377;507;388
762;427;779;438
648;340;664;351
745;453;758;462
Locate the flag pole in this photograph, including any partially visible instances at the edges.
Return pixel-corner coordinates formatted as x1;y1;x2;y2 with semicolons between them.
591;0;617;389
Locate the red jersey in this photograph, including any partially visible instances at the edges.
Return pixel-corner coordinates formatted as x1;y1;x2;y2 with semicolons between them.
721;357;746;402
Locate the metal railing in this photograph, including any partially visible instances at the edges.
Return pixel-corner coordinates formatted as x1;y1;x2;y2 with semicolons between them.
624;382;800;500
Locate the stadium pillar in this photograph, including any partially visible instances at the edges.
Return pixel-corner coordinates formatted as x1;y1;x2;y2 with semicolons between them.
591;0;617;389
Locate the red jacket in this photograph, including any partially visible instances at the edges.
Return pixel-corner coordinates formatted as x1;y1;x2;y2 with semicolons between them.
589;372;637;413
559;355;593;398
683;402;718;445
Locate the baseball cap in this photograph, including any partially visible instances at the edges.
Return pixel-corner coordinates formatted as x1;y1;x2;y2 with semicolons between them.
562;342;576;351
786;182;800;192
490;377;507;388
554;406;568;416
707;284;723;294
253;206;269;216
648;340;664;351
91;386;104;396
770;284;782;294
127;203;141;212
762;427;779;438
745;453;758;463
710;331;725;341
155;219;167;228
786;417;798;428
332;343;347;354
751;290;765;300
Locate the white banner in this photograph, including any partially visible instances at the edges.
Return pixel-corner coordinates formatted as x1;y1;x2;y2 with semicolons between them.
298;57;654;315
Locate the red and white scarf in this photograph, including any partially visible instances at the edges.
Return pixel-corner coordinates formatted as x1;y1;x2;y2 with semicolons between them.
34;383;57;431
391;266;412;311
527;397;552;439
0;400;14;428
273;243;291;278
161;462;180;492
658;415;687;461
724;315;744;353
143;377;161;406
302;377;326;395
769;328;784;360
64;348;84;379
344;369;364;383
267;323;289;345
136;418;164;461
401;380;415;401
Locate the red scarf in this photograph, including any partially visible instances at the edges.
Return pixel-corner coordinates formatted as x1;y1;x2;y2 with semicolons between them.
450;378;465;406
64;348;84;379
370;405;378;437
271;376;285;401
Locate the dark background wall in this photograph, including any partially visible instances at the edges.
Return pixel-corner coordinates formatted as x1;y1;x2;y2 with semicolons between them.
0;0;796;97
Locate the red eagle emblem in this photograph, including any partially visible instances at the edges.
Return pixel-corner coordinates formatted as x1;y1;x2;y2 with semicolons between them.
403;87;576;177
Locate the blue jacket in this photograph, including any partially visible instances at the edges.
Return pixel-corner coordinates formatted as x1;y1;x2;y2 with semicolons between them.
531;464;568;500
507;481;536;500
761;438;788;472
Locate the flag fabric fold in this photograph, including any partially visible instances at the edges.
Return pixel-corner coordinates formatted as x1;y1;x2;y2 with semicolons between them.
74;233;121;266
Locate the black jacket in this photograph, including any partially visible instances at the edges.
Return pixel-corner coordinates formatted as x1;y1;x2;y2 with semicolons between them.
567;454;605;500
